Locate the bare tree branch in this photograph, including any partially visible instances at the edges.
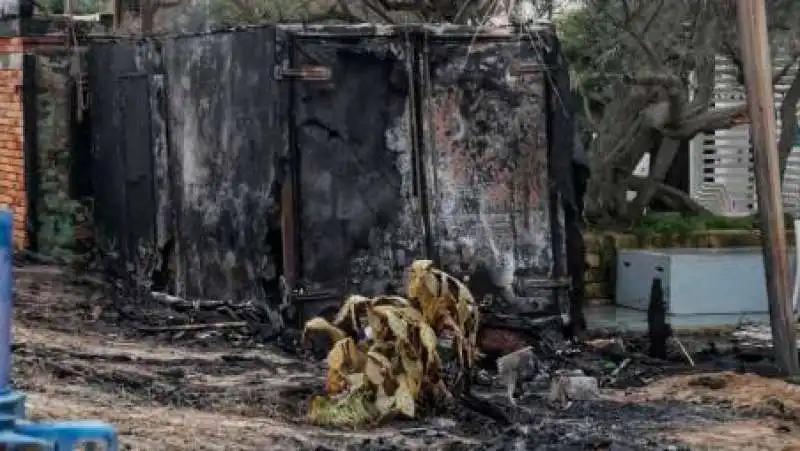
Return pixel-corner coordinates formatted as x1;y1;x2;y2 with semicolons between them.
773;53;800;84
362;0;396;23
777;70;800;179
625;175;713;215
688;54;716;112
558;0;800;221
668;104;750;138
627;137;682;219
598;7;663;68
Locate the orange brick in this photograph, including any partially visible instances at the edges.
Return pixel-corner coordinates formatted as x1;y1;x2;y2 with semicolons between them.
0;76;26;249
12;234;25;247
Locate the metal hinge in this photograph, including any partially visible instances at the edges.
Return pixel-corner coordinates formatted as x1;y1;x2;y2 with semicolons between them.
274;61;332;81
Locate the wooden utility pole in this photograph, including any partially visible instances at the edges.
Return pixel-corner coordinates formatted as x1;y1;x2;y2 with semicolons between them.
737;0;799;376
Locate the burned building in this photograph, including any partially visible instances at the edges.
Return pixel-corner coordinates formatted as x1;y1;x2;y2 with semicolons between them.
86;23;586;334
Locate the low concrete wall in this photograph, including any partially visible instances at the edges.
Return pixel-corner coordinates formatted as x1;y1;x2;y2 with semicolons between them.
584;229;797;302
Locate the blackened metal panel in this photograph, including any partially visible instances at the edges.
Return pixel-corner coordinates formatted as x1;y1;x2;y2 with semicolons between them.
148;73;173;256
118;74;157;255
161;27;282;300
292;35;424;296
88;42;143;258
422;35;558;315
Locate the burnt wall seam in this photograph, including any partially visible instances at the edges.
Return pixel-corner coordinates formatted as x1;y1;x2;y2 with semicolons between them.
544;71;563;282
413;32;436;261
285;34;302;284
22;53;38;251
152;40;182;295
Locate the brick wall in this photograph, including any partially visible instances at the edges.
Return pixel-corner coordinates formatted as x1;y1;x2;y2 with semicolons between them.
0;38;24;249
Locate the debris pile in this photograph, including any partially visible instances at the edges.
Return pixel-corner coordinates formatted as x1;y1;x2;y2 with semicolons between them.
732;321;800;351
15;261;800;449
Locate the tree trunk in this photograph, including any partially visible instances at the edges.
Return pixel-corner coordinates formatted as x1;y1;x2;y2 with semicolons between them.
585;114;653;220
627;137;682;220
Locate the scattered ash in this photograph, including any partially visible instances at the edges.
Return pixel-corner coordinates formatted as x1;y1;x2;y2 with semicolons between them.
9;262;792;450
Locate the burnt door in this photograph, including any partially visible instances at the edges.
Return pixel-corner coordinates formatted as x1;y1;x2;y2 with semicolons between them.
162;28;284;301
88;43;159;267
290;32;425;298
118;73;157;260
421;33;561;316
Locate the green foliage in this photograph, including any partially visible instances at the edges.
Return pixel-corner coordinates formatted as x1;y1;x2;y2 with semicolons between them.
39;0;105;14
35;64;89;262
629;213;762;237
556;3;629;116
38;181;84;261
209;0;334;27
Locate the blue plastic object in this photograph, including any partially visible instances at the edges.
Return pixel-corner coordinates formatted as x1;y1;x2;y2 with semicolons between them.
17;421;119;450
0;391;25;418
0;208;119;450
0;430;50;449
0;208;12;393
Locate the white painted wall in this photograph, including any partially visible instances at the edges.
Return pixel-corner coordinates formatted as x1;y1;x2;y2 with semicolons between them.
689;53;800;217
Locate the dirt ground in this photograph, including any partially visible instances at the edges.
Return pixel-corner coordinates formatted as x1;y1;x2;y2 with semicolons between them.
9;263;800;450
612;372;800;450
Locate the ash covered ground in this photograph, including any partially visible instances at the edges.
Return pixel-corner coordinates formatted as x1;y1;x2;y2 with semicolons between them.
9;263;800;450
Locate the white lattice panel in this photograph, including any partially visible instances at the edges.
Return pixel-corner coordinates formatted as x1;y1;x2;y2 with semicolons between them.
690;53;800;217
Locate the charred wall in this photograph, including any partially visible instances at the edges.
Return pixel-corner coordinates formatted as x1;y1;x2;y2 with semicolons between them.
89;27;283;301
422;34;559;315
87;24;579;317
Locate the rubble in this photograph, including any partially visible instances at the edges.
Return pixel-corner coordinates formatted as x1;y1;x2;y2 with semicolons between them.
496;346;537;405
546;370;601;408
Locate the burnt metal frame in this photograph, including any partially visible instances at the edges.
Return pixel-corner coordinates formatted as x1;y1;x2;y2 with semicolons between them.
415;31;437;262
544;57;567;314
282;32;302;289
114;72;158;262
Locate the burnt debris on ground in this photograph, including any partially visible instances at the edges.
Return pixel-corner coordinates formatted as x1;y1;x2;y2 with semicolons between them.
9;262;800;450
